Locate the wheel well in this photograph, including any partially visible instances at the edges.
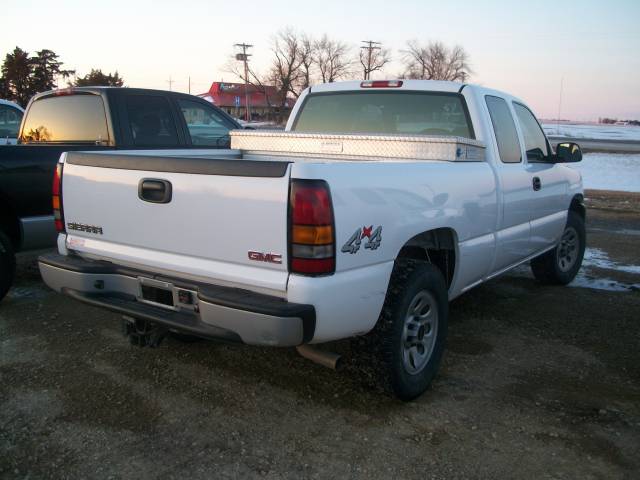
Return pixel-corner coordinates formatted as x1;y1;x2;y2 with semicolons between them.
570;194;586;222
0;196;21;250
396;228;456;289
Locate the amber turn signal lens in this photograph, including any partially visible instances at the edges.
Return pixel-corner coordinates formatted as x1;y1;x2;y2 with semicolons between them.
292;225;333;245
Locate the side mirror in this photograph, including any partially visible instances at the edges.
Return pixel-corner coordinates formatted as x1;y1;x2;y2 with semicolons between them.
554;142;582;163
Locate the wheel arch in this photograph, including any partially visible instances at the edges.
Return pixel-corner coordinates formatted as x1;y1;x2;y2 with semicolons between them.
0;190;21;250
569;194;585;222
395;227;458;289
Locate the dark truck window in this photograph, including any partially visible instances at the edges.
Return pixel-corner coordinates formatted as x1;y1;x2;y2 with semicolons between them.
125;95;179;146
485;95;521;163
178;99;232;147
20;94;109;143
292;92;474;138
0;104;23;138
514;102;549;161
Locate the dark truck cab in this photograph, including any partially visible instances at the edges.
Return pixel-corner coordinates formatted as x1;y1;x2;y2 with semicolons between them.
0;86;241;301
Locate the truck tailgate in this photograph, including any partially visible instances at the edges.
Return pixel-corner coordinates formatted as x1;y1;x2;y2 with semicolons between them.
60;152;291;293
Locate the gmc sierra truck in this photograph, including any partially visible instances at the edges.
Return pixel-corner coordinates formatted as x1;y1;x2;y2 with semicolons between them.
38;80;585;400
0;87;241;301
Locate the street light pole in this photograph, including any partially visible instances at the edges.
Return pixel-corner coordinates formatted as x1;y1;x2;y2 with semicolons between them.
234;43;253;122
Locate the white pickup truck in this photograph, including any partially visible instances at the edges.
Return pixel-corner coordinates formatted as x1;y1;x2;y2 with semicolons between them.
38;80;585;400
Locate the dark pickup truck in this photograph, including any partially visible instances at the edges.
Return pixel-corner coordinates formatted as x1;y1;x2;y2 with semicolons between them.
0;86;241;301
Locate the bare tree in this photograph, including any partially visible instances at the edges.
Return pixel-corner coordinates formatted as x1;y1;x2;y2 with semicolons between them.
402;41;471;81
359;41;391;80
314;34;352;83
293;34;315;95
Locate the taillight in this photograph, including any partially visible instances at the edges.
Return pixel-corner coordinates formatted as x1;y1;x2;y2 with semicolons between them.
360;80;403;88
289;180;335;275
52;163;65;232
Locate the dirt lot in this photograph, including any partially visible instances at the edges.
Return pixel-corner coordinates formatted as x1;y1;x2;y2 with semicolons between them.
1;190;639;479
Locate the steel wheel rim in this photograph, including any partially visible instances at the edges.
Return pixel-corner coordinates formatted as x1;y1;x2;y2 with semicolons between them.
401;290;438;375
557;226;579;272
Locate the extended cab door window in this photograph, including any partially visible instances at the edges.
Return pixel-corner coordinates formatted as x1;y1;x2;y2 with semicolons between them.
125;95;179;147
20;94;109;144
177;99;233;147
513;103;550;162
485;95;521;163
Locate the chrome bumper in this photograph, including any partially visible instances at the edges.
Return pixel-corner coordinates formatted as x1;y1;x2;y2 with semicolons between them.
38;253;315;347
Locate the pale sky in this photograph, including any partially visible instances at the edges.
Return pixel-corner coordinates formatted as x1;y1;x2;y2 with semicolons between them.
3;0;639;120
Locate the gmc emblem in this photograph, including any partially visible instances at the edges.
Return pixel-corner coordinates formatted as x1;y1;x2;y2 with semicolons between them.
248;251;283;264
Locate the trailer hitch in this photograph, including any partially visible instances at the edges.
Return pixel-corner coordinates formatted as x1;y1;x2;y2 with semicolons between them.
121;316;168;348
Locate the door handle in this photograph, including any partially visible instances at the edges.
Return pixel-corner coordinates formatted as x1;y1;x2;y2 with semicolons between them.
138;179;172;203
532;176;542;191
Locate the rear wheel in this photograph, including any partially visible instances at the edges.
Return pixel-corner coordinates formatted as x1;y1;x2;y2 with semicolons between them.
0;231;16;302
531;210;585;285
367;259;449;401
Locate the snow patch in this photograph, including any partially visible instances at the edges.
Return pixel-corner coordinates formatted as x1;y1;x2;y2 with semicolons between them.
582;248;640;274
565;153;640;193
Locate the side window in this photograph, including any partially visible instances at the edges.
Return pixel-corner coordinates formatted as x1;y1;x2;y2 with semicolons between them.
0;105;23;139
485;95;521;163
125;95;179;146
21;95;109;143
177;99;232;147
514;103;549;161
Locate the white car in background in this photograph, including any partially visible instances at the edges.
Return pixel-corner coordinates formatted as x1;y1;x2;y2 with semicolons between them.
0;99;24;145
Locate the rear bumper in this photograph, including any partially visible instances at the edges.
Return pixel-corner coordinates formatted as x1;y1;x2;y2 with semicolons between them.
38;253;315;346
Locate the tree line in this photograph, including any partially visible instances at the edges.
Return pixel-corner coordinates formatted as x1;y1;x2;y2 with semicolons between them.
0;47;124;107
225;28;472;113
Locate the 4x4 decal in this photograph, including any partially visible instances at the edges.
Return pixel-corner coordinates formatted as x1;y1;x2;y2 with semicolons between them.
341;225;382;254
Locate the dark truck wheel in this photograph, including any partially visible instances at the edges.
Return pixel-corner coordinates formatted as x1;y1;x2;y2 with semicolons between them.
531;211;586;285
369;259;449;401
0;231;16;302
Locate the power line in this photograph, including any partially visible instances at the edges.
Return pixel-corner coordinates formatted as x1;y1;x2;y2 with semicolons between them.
361;40;382;80
234;43;253;121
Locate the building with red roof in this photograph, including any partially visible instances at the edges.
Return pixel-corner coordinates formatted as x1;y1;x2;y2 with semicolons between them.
199;82;295;121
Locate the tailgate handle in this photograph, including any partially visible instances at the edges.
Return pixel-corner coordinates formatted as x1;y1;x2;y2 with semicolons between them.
138;179;172;204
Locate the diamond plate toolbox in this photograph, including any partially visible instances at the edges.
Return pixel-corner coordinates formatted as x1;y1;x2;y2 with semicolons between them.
230;130;486;162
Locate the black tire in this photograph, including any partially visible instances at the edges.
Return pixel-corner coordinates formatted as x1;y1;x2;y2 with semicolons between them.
367;259;449;401
531;210;586;285
0;231;16;303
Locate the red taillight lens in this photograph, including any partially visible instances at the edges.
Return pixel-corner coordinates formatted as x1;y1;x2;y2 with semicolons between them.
289;180;335;276
52;163;65;233
360;80;403;88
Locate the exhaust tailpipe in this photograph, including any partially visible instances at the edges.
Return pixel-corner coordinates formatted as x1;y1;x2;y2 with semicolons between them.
296;345;343;370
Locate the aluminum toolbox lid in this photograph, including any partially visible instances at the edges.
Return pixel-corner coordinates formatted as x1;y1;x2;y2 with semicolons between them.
230;130;486;162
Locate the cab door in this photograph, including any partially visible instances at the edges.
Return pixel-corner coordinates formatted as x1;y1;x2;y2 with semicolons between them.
485;95;535;272
512;103;568;253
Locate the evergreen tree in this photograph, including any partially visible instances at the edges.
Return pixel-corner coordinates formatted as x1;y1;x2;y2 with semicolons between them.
74;69;124;87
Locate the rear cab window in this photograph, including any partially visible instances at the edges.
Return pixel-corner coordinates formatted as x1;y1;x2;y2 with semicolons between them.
485;95;522;164
125;95;179;147
292;91;474;138
20;94;109;144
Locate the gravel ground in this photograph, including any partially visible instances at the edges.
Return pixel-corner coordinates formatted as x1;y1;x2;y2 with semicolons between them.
1;192;639;479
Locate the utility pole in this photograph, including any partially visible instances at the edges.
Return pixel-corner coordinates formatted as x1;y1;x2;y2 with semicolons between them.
234;43;253;122
188;76;191;94
556;77;564;135
361;40;381;80
166;75;173;91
